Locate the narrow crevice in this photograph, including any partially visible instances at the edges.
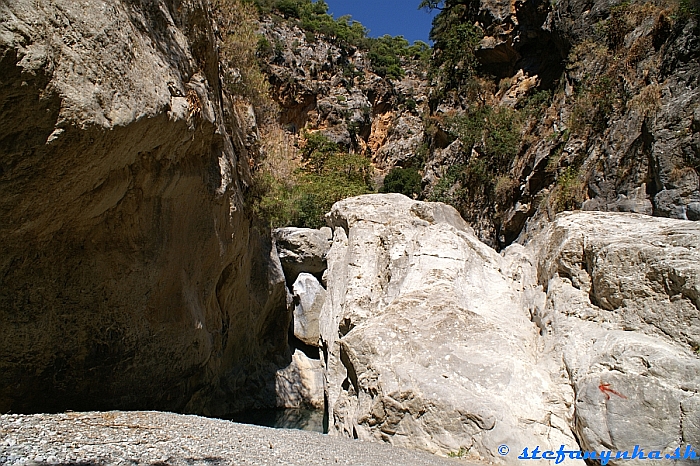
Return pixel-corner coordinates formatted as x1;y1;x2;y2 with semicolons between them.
288;333;320;360
340;344;359;395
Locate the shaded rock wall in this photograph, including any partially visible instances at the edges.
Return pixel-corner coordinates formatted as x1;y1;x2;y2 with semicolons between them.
0;0;288;415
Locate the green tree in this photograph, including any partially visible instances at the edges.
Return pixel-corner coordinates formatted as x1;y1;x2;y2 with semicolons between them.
380;167;422;197
253;132;374;228
419;0;478;13
423;0;482;96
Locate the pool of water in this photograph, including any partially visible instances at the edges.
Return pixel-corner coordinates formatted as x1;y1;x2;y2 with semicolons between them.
227;408;327;433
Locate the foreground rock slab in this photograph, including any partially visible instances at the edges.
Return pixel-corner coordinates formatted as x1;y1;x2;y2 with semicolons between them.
0;412;465;466
318;194;700;464
274;227;333;283
320;194;581;462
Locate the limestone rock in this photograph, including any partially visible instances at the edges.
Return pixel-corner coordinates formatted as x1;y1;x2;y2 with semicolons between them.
654;168;700;220
319;196;700;462
526;211;700;461
259;18;430;162
499;70;540;107
274;227;333;282
530;211;700;349
275;348;325;410
373;113;425;168
0;0;288;415
319;194;580;462
292;273;326;347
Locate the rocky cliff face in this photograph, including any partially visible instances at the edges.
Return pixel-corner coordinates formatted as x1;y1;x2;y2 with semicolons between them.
0;0;289;415
282;194;700;463
423;0;700;247
258;18;429;170
254;0;698;247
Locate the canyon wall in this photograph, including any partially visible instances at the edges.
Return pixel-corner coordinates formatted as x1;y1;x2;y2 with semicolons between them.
253;0;699;248
426;0;700;247
0;0;288;415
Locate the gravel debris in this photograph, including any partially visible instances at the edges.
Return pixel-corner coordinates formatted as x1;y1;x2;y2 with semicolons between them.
0;412;473;466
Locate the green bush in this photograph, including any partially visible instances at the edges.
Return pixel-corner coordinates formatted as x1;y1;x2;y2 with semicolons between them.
380;167;422;197
428;7;483;94
215;0;275;120
482;107;520;170
428;164;465;205
554;166;584;212
253;132;374;228
679;0;700;20
605;2;632;50
367;35;407;80
570;74;619;133
447;106;520;175
276;0;301;18
425;104;525;217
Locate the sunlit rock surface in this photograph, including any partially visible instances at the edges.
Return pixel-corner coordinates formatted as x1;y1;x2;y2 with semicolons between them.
310;194;699;464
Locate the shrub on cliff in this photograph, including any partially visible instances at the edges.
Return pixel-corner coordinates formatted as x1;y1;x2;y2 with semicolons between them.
679;0;700;19
380;167;423;198
216;0;275;120
422;1;482;96
252;132;374;228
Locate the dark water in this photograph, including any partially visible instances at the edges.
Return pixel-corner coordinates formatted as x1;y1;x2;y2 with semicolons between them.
227;408;327;433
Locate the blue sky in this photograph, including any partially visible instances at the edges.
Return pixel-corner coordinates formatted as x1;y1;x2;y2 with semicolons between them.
323;0;438;44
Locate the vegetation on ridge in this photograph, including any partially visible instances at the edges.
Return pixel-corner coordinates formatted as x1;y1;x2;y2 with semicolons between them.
252;132;374;228
247;0;431;79
219;0;698;245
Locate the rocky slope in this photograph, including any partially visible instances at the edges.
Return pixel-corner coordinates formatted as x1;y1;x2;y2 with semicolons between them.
424;0;700;247
253;0;699;247
281;194;700;464
257;16;430;170
0;0;290;415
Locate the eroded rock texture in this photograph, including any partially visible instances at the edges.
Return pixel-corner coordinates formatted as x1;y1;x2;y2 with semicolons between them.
258;19;428;169
528;212;700;462
420;0;700;248
0;0;288;415
316;194;699;464
318;194;580;461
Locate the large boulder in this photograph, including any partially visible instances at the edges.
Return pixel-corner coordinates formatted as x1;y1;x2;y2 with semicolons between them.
319;194;581;461
526;211;700;462
319;194;700;464
274;227;333;283
275;348;325;410
292;273;326;347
